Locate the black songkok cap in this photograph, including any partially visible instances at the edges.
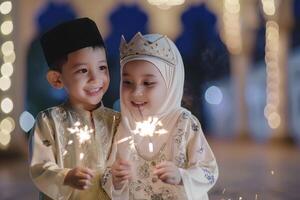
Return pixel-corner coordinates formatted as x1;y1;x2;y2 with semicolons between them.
40;17;104;68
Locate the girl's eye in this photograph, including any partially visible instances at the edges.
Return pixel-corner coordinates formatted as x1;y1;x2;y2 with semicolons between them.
122;80;132;85
76;69;88;73
99;65;107;70
144;81;155;86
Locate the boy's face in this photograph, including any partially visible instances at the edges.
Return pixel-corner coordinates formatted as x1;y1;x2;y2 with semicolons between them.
121;60;167;117
48;47;109;111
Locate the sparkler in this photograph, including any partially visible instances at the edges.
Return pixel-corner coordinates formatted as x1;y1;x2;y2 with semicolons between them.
138;106;153;152
64;121;94;163
133;106;167;153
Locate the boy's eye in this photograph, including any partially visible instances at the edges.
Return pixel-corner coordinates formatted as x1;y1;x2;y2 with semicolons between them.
76;69;88;73
99;65;107;70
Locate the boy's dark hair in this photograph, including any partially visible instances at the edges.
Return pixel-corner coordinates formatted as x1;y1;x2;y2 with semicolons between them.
40;17;105;71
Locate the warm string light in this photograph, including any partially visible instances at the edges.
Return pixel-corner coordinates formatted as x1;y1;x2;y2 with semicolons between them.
261;0;276;16
262;0;281;129
0;1;13;150
222;0;242;55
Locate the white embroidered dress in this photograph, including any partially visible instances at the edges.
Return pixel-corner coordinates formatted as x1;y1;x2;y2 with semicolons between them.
102;33;218;200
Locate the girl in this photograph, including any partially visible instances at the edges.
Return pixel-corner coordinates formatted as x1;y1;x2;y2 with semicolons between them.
102;32;218;200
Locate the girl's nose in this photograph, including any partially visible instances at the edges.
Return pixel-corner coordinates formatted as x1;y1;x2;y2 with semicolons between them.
133;86;143;97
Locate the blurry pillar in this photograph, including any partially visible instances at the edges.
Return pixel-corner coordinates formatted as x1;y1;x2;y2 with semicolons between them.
262;0;293;139
209;0;259;137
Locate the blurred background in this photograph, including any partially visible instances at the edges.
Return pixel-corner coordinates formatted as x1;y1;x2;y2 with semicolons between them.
0;0;300;199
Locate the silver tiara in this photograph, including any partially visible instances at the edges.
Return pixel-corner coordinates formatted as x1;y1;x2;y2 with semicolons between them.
120;32;176;65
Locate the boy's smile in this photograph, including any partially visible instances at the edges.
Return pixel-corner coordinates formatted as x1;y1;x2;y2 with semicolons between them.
85;86;104;96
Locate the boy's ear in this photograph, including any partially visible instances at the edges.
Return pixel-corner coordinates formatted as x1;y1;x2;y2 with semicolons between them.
46;70;64;89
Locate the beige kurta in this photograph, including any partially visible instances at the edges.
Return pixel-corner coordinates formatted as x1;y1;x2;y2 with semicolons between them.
102;111;218;200
29;102;120;200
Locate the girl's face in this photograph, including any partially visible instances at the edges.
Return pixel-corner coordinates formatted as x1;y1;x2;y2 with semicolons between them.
121;60;167;117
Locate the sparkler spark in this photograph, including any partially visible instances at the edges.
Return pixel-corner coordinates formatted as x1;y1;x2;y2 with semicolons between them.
222;188;226;194
67;122;93;145
65;121;94;164
131;107;167;153
149;142;154;152
79;153;84;160
132;117;167;137
117;136;132;144
132;116;167;153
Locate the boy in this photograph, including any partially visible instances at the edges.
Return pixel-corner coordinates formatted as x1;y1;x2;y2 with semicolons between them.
29;17;120;200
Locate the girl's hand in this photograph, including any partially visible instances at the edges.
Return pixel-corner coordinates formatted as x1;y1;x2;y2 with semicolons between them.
111;159;131;190
153;161;182;185
64;167;94;190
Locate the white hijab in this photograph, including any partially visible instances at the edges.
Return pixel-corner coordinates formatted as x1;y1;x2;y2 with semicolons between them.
117;34;189;157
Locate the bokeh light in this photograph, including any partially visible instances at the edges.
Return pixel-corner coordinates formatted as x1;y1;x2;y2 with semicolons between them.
1;62;13;77
0;116;15;133
19;111;35;132
0;1;12;15
1;20;13;35
3;51;15;63
205;86;223;105
0;76;11;91
1;40;14;56
1;97;13;113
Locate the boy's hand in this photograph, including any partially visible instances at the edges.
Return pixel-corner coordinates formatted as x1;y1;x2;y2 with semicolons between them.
153;161;182;185
64;167;94;190
111;159;131;190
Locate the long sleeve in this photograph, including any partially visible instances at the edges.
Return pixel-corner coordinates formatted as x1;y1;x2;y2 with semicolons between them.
29;112;72;200
179;116;219;200
101;131;130;200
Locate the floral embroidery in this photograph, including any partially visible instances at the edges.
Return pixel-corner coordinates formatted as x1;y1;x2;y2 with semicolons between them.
197;146;204;154
42;140;51;146
175;152;186;168
151;193;163;200
202;168;215;184
174;132;183;144
132;152;140;161
137;162;150;179
57;107;67;121
130;180;179;200
101;169;111;186
160;187;177;200
192;123;199;132
158;154;167;163
145;185;153;194
181;112;189;119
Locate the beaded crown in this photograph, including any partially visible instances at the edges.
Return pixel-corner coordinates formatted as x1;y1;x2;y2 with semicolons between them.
120;32;176;65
